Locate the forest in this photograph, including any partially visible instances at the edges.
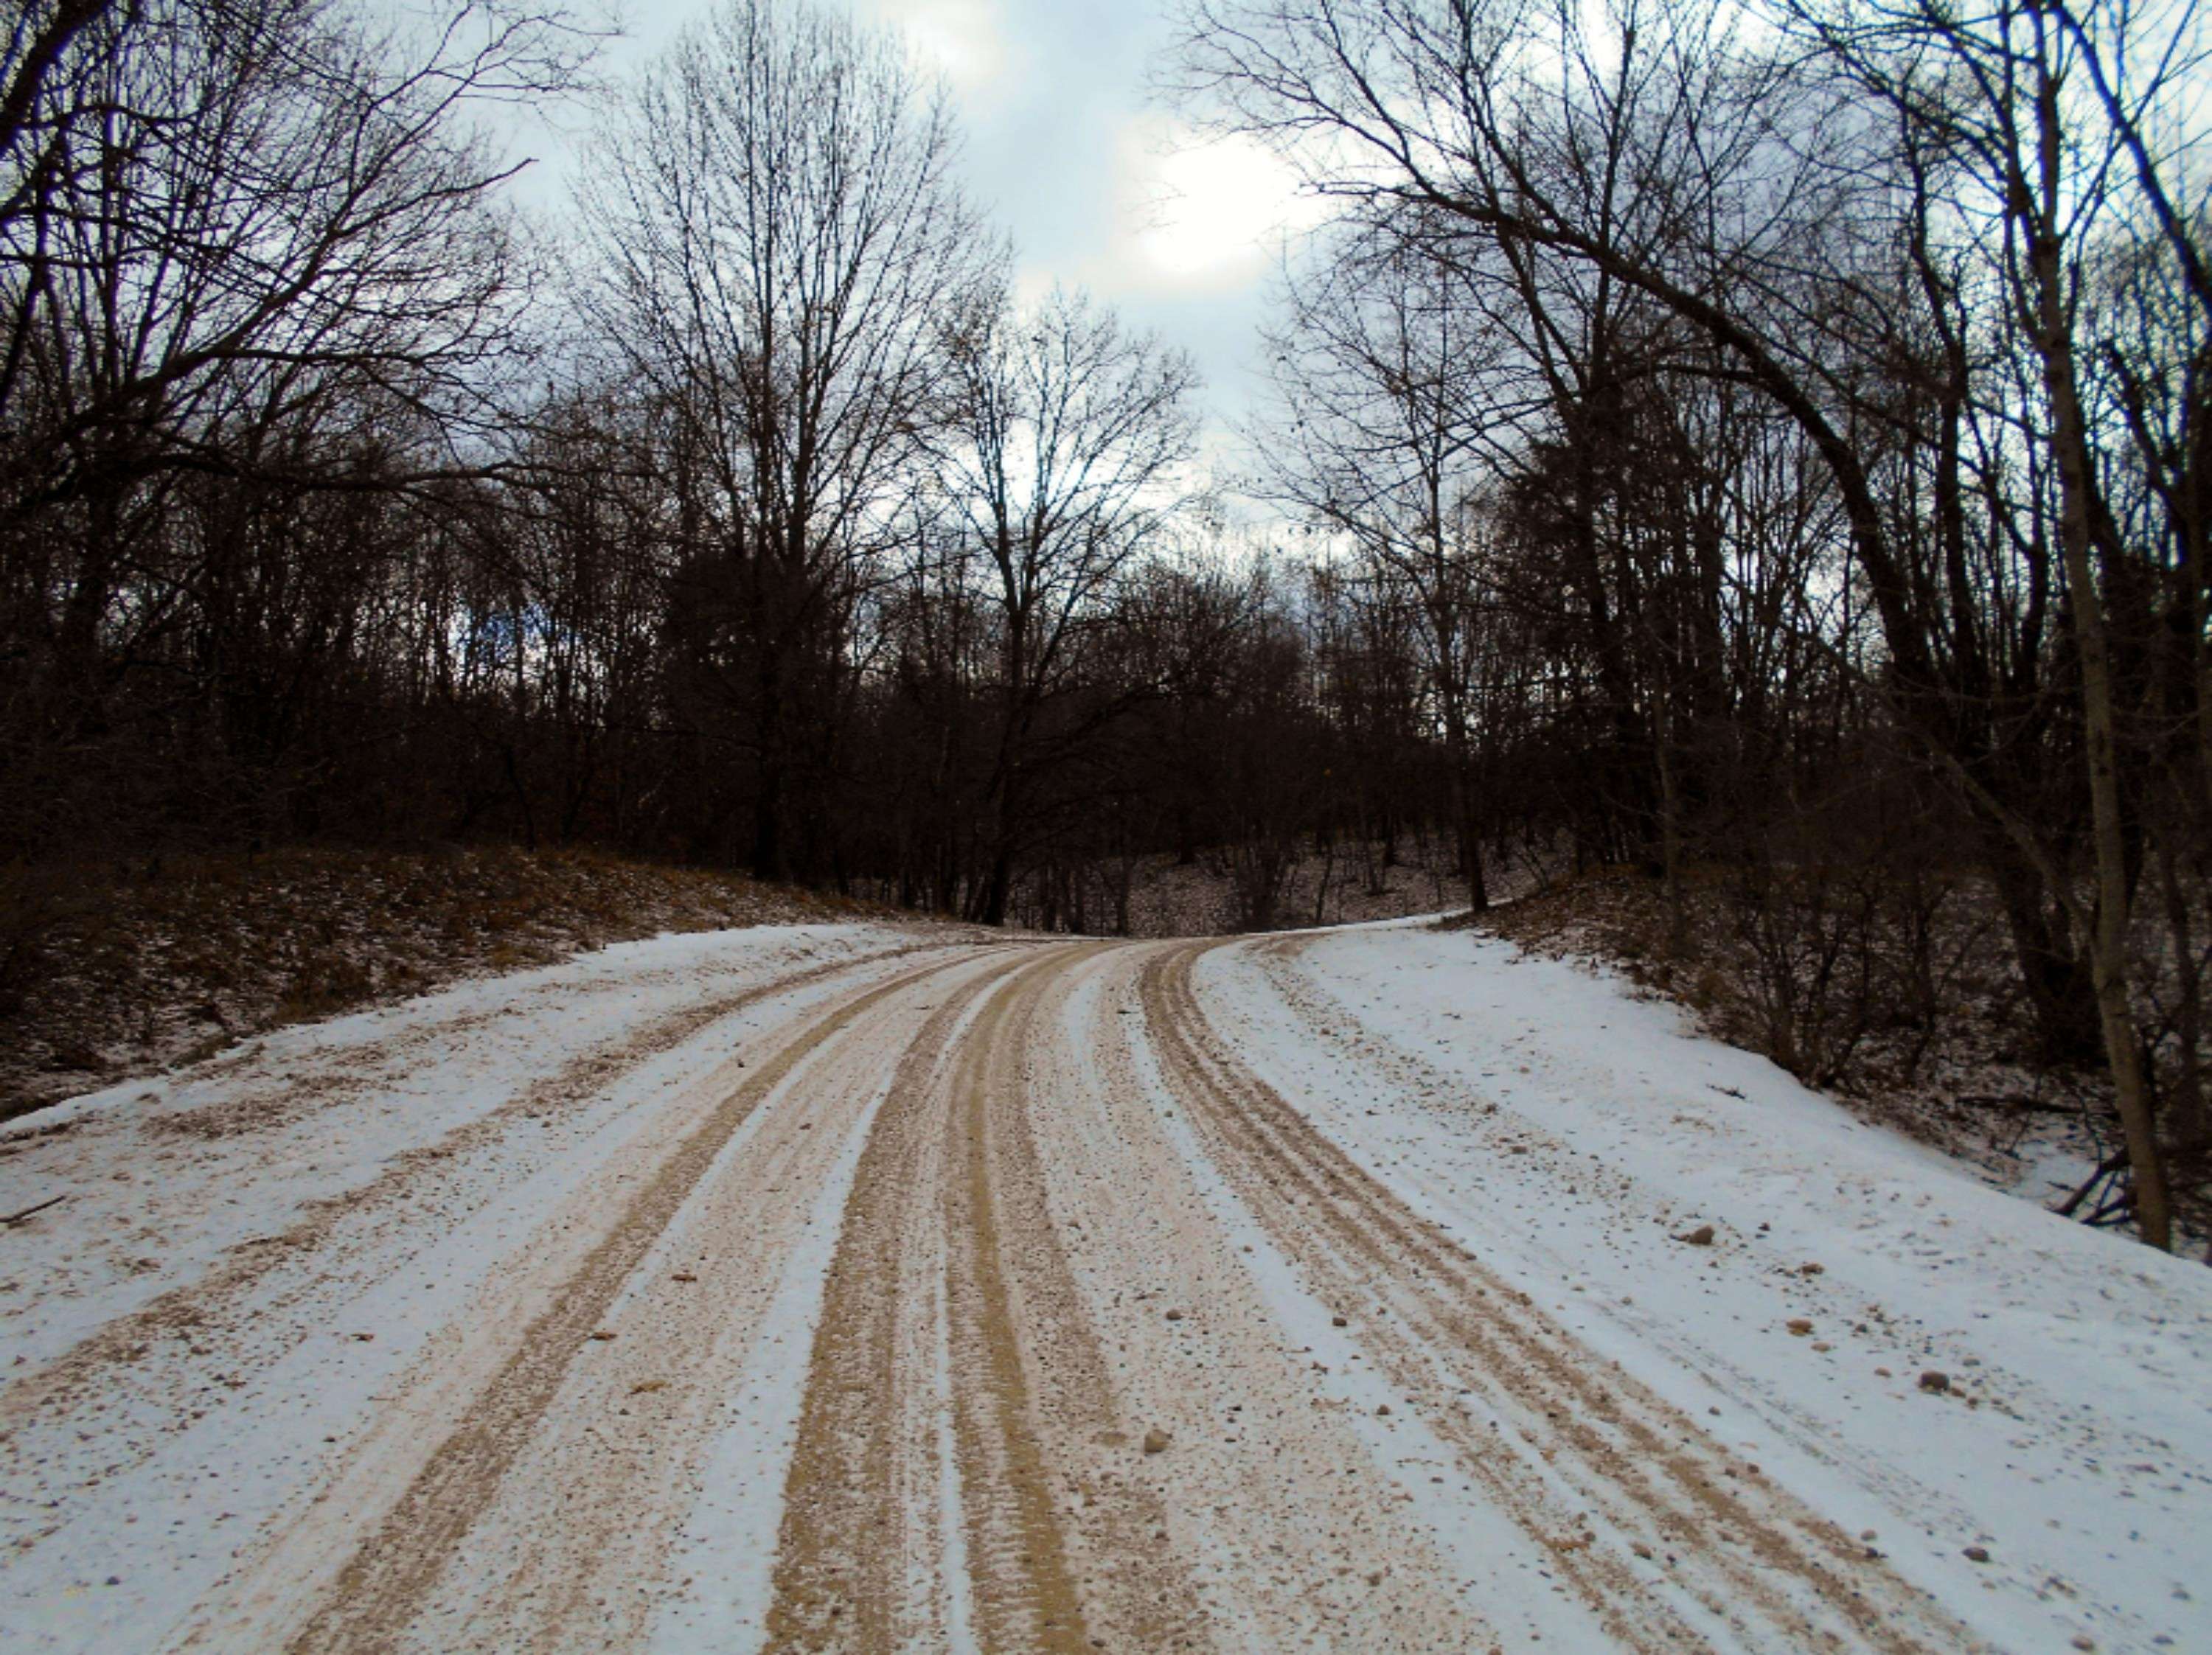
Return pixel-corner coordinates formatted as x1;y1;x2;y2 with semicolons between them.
0;0;2206;1246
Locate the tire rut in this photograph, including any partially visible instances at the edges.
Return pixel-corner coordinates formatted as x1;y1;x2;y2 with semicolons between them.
277;947;1016;1655
1237;931;2020;1547
0;943;955;1551
765;942;1208;1655
759;945;1063;1654
939;947;1105;1655
1140;940;1983;1655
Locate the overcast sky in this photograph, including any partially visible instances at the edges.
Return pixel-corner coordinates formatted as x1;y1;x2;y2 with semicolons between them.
509;0;1326;481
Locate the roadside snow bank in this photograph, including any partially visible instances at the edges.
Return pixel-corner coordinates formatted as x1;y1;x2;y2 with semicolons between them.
1200;921;2212;1655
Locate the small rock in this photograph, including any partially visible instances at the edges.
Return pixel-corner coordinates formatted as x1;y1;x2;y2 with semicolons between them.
1798;1262;1824;1275
589;1331;617;1342
350;1331;374;1342
630;1379;667;1396
1164;1309;1184;1322
1963;1545;1990;1564
1918;1370;1950;1394
1141;1427;1172;1454
2070;1637;2096;1651
1632;1543;1653;1560
1375;1404;1392;1417
1672;1224;1716;1247
1787;1319;1814;1337
1332;1315;1349;1328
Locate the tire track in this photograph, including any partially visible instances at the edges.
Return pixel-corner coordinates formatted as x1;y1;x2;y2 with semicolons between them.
765;943;1208;1655
1245;929;2212;1655
1068;946;1509;1651
1141;940;1983;1655
759;946;1065;1654
275;947;1020;1655
389;945;1041;1654
953;947;1210;1655
939;948;1102;1655
1234;932;2033;1549
0;939;952;1478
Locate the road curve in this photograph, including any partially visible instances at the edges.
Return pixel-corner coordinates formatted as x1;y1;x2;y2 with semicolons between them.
0;932;1993;1654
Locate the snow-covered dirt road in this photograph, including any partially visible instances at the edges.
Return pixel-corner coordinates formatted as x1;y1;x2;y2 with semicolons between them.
4;921;2208;1654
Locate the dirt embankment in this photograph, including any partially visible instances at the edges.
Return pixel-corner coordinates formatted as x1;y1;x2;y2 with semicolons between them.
0;844;918;1122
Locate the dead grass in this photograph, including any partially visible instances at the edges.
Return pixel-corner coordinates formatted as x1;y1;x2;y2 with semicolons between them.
0;844;918;1123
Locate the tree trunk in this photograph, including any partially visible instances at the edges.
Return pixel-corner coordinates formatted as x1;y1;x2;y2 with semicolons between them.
2028;130;2171;1247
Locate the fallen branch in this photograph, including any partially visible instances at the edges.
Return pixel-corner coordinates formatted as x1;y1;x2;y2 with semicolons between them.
1;1192;66;1226
2055;1149;2129;1220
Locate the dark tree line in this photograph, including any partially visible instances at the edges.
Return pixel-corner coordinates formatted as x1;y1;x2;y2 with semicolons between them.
0;0;1446;916
1185;0;2211;1246
1;0;2207;1244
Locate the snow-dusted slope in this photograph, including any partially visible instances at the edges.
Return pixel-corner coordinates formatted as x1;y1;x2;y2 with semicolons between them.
0;919;2203;1654
1203;924;2212;1654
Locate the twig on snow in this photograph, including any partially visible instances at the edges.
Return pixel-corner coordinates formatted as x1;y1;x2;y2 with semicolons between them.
1;1193;66;1226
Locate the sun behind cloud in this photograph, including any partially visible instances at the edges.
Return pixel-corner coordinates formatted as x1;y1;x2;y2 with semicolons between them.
1119;116;1326;292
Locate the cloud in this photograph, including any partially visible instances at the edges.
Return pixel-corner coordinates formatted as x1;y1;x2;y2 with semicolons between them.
860;0;1012;93
1104;116;1329;295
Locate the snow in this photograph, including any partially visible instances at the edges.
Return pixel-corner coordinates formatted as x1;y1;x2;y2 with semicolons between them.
0;924;933;1650
3;913;2207;1653
1196;921;2212;1653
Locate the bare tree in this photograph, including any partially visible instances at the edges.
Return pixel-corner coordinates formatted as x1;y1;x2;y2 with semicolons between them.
929;284;1199;924
1778;0;2209;1252
1261;231;1537;910
1177;0;2210;1246
0;0;590;853
581;0;992;881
